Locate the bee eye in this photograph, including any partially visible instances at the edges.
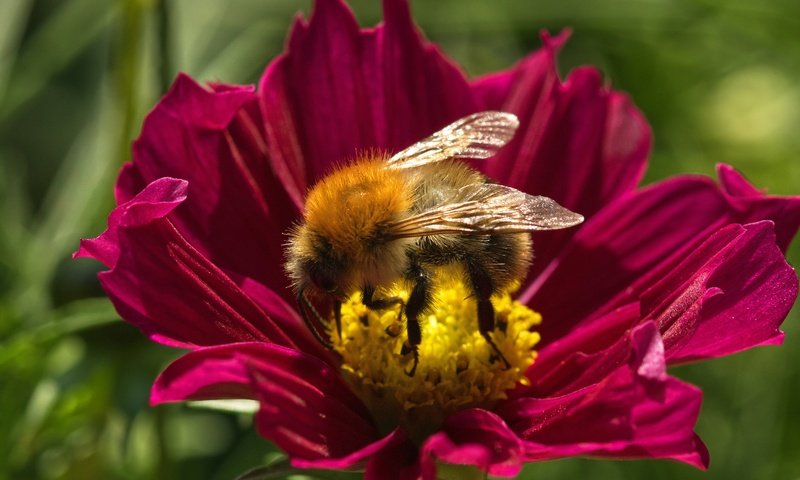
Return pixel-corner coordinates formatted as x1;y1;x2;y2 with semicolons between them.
310;269;337;293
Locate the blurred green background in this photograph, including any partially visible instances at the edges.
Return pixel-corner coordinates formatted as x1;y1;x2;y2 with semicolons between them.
0;0;798;479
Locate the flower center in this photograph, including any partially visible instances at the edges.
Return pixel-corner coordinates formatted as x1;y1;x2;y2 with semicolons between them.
331;277;541;442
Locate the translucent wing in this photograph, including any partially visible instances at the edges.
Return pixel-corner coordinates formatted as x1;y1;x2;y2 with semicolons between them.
387;184;584;238
386;111;519;169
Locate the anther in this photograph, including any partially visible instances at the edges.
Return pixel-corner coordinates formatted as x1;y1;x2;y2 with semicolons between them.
385;323;402;337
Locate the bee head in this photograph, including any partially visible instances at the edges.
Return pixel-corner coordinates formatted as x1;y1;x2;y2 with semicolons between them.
307;264;338;295
285;224;351;299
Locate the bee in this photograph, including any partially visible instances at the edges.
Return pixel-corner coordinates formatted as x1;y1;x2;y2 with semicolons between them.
285;111;583;376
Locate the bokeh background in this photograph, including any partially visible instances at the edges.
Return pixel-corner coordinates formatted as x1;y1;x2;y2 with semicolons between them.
1;0;798;479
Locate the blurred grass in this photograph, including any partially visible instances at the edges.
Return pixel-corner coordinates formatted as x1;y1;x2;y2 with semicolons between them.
0;0;797;479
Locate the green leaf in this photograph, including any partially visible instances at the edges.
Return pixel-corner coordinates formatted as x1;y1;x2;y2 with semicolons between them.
0;0;120;119
0;0;34;99
10;79;121;324
0;297;118;358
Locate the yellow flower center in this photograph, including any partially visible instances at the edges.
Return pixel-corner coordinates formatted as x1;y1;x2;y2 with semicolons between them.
330;277;541;442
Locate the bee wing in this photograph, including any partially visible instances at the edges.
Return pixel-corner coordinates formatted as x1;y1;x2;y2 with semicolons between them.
387;184;584;238
386;111;519;170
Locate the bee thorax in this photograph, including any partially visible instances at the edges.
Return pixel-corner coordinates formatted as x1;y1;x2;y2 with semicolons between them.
303;158;412;259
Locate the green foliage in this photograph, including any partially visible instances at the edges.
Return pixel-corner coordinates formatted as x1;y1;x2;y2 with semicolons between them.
0;0;797;479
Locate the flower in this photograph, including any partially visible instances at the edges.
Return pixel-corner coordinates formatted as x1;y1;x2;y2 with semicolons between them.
76;0;800;477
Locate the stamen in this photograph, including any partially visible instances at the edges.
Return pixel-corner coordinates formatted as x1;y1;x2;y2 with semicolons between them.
330;278;541;441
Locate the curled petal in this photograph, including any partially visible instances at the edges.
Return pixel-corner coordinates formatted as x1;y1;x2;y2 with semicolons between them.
126;73;297;297
522;176;733;343
524;303;642;397
500;323;708;468
523;171;799;350
75;177;187;267
152;342;268;403
717;164;800;252
530;221;797;368
420;409;525;478
641;221;798;363
518;377;708;469
80;178;299;349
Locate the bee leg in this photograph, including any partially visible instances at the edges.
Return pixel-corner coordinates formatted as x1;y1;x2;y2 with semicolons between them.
361;285;405;321
401;265;432;377
467;265;511;369
477;299;510;369
334;300;342;340
297;286;333;349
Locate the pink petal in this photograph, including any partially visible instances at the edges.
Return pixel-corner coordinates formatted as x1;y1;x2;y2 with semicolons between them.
523;303;643;397
75;177;188;267
364;431;422;480
152;342;266;403
115;161;146;205
126;73;297;297
259;0;477;206
474;31;650;275
523;221;796;374
521;176;731;343
250;364;380;461
500;323;708;468
717;163;800;252
522;172;799;348
518;377;708;469
83;178;299;349
641;221;798;363
232;273;333;363
293;428;408;472
151;342;380;463
420;409;525;478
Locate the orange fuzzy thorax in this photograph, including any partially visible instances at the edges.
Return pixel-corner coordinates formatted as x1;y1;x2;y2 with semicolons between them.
304;156;411;261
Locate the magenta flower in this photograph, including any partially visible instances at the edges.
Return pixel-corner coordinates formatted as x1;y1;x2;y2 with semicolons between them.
76;0;800;477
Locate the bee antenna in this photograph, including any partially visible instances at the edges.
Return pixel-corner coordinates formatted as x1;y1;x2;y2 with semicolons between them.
297;286;333;349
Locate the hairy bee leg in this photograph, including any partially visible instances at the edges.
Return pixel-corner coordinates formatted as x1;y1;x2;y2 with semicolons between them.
401;265;432;377
297;287;333;349
334;300;342;340
362;286;405;314
468;264;511;369
477;299;510;369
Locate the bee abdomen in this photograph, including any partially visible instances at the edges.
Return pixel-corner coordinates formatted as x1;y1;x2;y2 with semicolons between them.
411;231;531;293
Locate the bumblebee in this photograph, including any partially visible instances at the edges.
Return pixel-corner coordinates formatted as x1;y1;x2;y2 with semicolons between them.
285;112;583;376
